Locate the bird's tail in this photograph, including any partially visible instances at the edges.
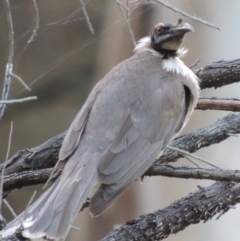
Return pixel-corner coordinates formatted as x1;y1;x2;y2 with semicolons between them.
2;153;98;241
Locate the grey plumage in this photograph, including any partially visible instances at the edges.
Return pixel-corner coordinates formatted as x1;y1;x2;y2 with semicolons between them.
2;19;199;241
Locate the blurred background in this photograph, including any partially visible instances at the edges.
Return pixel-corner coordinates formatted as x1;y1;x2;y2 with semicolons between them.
0;0;240;240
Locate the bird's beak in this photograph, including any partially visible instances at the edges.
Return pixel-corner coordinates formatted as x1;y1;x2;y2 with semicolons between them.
171;18;194;35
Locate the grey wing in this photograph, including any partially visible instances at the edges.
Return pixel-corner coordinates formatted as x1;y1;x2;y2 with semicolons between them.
48;82;103;182
90;80;187;216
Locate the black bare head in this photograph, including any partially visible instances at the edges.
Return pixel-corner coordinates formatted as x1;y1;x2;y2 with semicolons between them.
151;18;193;58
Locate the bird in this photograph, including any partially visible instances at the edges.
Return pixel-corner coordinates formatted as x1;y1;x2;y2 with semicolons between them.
2;18;199;241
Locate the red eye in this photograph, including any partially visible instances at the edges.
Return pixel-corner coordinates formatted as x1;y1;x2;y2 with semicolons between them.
156;24;165;35
155;24;171;35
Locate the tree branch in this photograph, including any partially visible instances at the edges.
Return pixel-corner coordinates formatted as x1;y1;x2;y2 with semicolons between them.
0;133;65;175
157;112;240;164
196;97;240;112
195;59;240;89
5;163;240;198
100;181;240;241
2;168;52;198
146;164;240;182
3;182;240;241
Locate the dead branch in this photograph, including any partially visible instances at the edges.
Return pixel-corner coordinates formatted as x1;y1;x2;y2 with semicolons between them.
2;168;52;198
28;0;39;43
146;164;240;182
0;0;14;119
0;133;65;175
4;181;240;241
100;182;240;241
195;59;240;89
79;0;94;34
0;97;37;104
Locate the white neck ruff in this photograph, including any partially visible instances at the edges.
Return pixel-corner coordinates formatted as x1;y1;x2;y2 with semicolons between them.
134;36;199;90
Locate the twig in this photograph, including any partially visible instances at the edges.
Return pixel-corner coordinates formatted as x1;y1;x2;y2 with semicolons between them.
146;164;240;182
3;200;17;218
0;96;38;104
152;0;220;30
5;0;14;66
189;57;201;69
0;0;14;119
0;122;13;210
166;146;220;169
26;191;37;210
0;64;12;119
70;226;81;231
23;191;37;220
79;0;94;34
227;133;239;137
196;97;240;112
184;155;201;168
114;0;129;11
10;73;31;91
116;0;136;45
28;0;39;43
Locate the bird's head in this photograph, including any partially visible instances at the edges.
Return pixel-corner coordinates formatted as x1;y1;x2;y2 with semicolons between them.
151;18;193;58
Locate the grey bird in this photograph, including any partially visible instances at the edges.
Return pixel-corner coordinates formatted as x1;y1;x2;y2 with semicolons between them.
2;18;199;241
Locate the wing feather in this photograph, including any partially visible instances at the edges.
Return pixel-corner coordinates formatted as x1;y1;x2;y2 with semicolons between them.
90;79;188;215
47;82;103;183
59;84;102;160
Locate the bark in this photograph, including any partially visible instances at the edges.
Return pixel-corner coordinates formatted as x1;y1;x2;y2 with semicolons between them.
147;164;240;182
197;97;240;112
195;59;240;89
100;182;240;241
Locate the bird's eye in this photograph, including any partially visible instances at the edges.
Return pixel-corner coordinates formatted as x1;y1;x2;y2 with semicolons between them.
155;25;169;35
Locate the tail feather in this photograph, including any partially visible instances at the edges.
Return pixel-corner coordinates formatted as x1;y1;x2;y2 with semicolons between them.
2;153;98;241
90;184;127;216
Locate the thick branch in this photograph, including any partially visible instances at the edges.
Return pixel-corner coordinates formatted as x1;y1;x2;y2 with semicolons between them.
3;182;240;241
2;168;52;198
157;112;240;164
197;97;240;112
0;133;65;175
195;59;240;89
100;181;240;241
